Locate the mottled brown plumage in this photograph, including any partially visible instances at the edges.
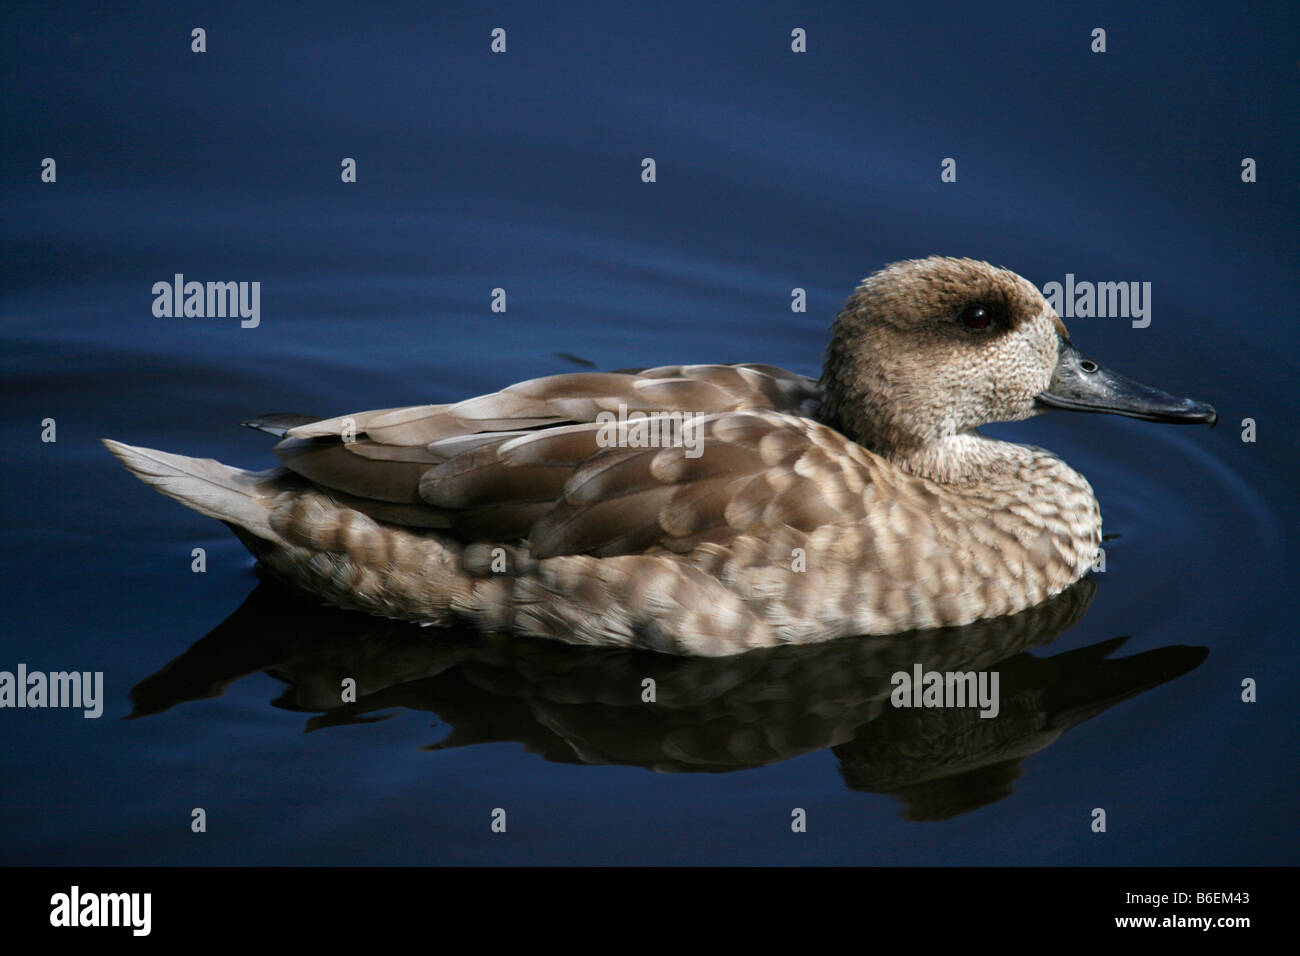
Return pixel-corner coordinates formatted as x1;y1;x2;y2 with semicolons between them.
104;257;1214;655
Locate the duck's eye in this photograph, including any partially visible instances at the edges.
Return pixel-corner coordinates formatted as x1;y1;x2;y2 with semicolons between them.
960;305;992;330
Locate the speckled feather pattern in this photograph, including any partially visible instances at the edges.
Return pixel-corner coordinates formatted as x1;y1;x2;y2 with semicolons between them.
241;403;1099;656
105;257;1110;656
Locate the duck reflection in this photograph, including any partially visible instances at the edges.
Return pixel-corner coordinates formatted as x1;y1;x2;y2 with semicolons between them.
129;575;1205;820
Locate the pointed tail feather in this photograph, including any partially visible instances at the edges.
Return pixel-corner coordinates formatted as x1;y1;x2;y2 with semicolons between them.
241;413;321;438
102;439;281;538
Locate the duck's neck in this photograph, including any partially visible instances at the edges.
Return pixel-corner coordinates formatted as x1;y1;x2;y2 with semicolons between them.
818;383;1031;484
818;343;1049;483
882;431;1037;485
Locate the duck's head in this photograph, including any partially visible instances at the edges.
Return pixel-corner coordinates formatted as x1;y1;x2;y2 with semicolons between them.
819;256;1215;472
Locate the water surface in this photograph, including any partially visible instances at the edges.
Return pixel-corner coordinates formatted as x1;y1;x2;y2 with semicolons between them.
2;0;1297;865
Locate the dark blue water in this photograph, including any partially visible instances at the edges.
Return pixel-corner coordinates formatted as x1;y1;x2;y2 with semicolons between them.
2;0;1297;864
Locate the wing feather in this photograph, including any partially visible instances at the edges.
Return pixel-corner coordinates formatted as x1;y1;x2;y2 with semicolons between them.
265;365;854;558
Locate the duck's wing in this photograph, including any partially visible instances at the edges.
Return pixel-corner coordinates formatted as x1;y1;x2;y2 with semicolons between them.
270;364;840;553
284;364;818;441
515;411;871;558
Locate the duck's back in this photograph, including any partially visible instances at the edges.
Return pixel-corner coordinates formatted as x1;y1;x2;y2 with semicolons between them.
270;363;822;552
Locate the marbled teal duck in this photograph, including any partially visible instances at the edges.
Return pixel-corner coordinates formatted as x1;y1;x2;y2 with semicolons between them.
105;257;1215;656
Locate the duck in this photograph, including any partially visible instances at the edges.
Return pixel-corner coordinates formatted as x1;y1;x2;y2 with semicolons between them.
104;256;1215;656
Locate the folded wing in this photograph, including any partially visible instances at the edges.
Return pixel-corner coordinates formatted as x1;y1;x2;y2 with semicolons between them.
271;364;859;557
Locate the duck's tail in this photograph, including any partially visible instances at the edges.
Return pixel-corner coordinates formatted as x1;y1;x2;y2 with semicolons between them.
101;439;282;540
101;438;471;625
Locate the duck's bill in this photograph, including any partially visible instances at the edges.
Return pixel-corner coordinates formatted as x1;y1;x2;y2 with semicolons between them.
1036;338;1217;425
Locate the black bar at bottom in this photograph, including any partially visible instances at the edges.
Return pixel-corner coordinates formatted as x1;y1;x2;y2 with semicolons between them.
0;865;1286;941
